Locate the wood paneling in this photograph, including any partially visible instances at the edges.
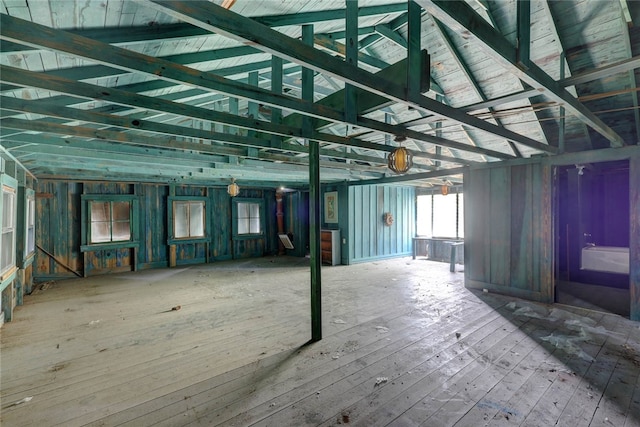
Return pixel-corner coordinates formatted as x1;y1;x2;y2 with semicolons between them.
465;168;490;284
465;162;553;302
347;184;414;264
35;181;83;279
34;180;279;280
138;185;169;269
210;188;232;261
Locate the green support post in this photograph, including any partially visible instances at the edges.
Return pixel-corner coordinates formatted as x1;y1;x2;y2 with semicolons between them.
344;0;358;124
271;56;283;148
303;24;322;342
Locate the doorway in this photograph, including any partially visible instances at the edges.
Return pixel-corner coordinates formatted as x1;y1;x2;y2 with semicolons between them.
555;160;630;317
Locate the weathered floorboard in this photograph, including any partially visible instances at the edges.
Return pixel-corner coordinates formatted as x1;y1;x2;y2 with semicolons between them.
1;257;638;427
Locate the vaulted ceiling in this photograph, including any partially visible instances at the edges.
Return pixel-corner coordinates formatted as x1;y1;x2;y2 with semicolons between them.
1;0;638;189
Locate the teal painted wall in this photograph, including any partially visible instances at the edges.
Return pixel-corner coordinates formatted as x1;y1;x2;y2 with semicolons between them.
34;180;279;280
347;185;415;264
464;162;554;302
35;181;84;278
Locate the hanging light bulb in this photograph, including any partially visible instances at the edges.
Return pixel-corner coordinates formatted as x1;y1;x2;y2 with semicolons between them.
227;178;240;197
387;146;413;174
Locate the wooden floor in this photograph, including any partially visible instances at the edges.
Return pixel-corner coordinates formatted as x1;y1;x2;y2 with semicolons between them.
1;257;639;427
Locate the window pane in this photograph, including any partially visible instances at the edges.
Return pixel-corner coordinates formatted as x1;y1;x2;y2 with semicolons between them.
432;194;457;238
1;231;14;271
249;203;260;219
91;202;110;222
174;201;189;238
249;217;261;234
237;202;248;218
2;191;14;229
416;195;432;237
28;199;35;226
91;222;111;243
112;201;130;221
238;218;250;235
27;228;34;254
112;221;131;241
189;202;204;237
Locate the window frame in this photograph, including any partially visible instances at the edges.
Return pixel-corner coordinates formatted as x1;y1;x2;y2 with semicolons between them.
80;194;139;252
416;190;464;240
167;196;209;244
0;174;18;286
1;181;17;279
232;198;265;240
24;188;35;260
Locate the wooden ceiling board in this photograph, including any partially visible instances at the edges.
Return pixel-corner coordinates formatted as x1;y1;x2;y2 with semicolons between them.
1;0;637;186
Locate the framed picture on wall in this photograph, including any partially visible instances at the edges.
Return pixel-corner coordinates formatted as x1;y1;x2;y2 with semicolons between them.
324;191;338;223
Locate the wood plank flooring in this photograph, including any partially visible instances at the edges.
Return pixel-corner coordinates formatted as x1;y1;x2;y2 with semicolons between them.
1;257;639;426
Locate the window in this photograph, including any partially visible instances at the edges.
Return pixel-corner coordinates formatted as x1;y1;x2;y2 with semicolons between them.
233;199;264;238
416;192;464;239
89;200;131;244
432;194;457;238
1;186;16;273
173;200;205;239
25;195;35;256
416;194;433;237
237;202;261;235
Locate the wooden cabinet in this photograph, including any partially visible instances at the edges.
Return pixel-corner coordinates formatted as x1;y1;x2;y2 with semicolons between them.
321;229;340;266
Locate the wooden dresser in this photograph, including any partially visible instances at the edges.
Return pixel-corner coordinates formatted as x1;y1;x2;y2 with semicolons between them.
321;229;341;266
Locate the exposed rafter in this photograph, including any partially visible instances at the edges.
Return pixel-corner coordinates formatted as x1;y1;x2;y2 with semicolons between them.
139;0;556;154
419;0;625;148
0;13;509;162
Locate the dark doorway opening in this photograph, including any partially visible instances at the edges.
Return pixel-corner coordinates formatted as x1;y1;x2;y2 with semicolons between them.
555;160;630;317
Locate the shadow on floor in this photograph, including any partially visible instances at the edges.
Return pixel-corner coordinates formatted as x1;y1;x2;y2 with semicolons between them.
470;287;639;426
556;280;630;317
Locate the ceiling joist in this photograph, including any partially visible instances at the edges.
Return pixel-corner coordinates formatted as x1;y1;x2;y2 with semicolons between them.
141;0;556;155
419;0;625;148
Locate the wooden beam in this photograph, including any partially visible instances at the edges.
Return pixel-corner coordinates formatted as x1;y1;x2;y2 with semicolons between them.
303;24;322;342
349;166;467;186
0;69;470;164
0;118;392;179
516;0;530;69
313;34;389;70
561;56;640;87
0;4;408;53
344;0;358;125
141;1;556;154
407;1;423;97
374;24;407;49
420;0;625;147
430;18;524;157
360;9;409;50
0;15;494;162
0;144;36;180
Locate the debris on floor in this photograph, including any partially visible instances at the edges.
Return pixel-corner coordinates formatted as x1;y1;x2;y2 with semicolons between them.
540;333;595;363
375;377;388;386
332;319;346;324
375;326;389;333
171;305;181;311
5;396;33;408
